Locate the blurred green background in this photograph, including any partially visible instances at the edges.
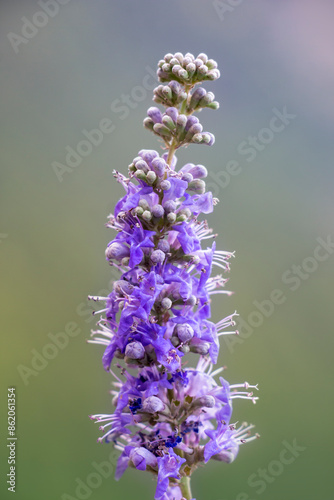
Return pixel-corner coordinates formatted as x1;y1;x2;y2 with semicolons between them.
1;1;333;499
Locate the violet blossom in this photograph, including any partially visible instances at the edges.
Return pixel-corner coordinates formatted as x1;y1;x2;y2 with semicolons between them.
88;52;259;500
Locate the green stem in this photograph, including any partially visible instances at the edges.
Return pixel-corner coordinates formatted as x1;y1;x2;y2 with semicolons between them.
166;138;177;168
180;97;188;115
165;84;193;171
180;476;192;500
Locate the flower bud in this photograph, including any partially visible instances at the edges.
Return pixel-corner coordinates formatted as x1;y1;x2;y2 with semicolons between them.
143;117;154;131
105;242;130;261
113;280;134;295
134;169;147;181
202;132;215;146
142;396;165;413
189;338;210;355
198;64;208;75
181;173;193;183
163;200;177;213
142;210;152;222
172;64;182;76
152;204;164;218
207;69;220;80
192;133;203;144
169;81;181;96
165;107;178;122
176;214;187;223
139;199;150;210
147;107;162;123
187;179;206;194
160;180;171;191
125;341;145;360
151;158;166;177
212;450;237;464
175;323;194;343
161;297;172;310
183;56;192;66
146;171;157;185
164;53;173;62
162;115;176;131
171;336;180;347
134;206;144;216
186;295;197;306
176;114;187;140
187;123;203;139
189;123;203;134
174;52;184;63
206;59;218;69
194;58;204;68
157;239;170;253
207;101;220;110
185;116;199;131
197;53;208;63
178;208;192;218
178;69;188;79
160;85;172;100
200;91;215;107
139;149;159;164
135;160;149;173
150;249;165;264
188;164;208;179
167;213;176;224
192;395;216;409
189;87;206;110
185;52;195;60
153;123;173;139
121;256;130;266
186;63;196;76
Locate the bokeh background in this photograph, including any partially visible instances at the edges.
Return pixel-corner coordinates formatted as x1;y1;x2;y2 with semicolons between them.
1;1;334;499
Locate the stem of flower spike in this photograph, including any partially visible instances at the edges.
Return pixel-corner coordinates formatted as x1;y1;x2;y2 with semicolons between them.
165;85;192;170
180;476;192;500
166;138;177;168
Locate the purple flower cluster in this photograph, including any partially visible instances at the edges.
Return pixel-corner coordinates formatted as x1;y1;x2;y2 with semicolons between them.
88;52;259;500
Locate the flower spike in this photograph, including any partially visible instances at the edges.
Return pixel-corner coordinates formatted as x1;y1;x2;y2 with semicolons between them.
88;52;259;500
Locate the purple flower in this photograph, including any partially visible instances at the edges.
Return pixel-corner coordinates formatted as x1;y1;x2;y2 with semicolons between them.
130;447;158;471
155;450;186;500
204;419;238;463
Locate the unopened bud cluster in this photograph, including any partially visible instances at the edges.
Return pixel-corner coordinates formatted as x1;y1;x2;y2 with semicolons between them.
88;53;259;500
157;52;220;85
